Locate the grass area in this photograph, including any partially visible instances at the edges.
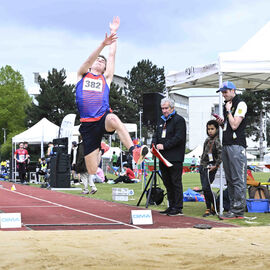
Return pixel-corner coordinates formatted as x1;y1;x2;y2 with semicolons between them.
47;171;270;227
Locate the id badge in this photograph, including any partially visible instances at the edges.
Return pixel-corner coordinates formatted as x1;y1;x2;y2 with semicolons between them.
208;153;213;162
162;129;166;138
223;122;227;131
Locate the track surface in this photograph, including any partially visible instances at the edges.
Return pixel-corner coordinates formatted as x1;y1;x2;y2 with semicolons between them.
0;181;235;231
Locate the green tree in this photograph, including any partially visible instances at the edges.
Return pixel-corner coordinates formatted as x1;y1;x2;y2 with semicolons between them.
241;90;270;159
125;59;165;112
26;68;78;126
0;65;31;159
109;82;136;123
124;60;166;139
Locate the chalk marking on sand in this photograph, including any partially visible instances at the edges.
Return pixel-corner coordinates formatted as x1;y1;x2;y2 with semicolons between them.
2;187;142;229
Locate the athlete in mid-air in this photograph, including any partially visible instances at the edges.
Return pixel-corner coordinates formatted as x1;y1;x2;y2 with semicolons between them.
76;16;148;180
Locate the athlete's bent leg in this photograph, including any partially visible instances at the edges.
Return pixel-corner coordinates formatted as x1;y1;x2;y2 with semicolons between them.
105;113;149;165
105;113;133;149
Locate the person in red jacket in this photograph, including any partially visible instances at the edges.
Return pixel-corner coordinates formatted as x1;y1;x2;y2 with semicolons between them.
113;164;136;184
14;142;29;184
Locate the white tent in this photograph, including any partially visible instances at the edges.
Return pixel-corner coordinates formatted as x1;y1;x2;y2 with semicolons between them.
185;145;203;159
102;147;121;159
12;118;59;144
264;153;270;164
246;152;256;161
166;21;270;92
12;118;59;180
165;21;270;215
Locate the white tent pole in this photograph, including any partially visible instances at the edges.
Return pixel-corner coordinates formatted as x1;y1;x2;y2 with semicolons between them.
139;111;142;142
12;142;14;180
218;72;224;216
120;141;123;171
41;125;44;158
13;142;16;182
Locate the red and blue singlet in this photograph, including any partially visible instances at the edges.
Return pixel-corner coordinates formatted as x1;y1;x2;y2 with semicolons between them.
76;72;110;122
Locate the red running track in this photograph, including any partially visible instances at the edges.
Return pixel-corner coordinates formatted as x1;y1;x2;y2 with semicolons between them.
0;181;235;231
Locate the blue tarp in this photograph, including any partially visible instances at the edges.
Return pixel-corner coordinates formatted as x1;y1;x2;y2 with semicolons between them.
183;188;205;202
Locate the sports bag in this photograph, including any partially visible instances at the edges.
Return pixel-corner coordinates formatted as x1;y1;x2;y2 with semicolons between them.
146;187;165;205
248;185;270;200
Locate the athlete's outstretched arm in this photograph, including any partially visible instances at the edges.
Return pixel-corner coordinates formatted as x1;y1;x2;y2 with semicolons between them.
77;32;118;81
104;16;120;86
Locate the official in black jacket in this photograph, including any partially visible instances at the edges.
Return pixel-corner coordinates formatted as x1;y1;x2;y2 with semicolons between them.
152;97;186;216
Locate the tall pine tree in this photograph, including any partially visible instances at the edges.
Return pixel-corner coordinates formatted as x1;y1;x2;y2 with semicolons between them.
26;68;78;126
124;59;165;138
125;59;165;113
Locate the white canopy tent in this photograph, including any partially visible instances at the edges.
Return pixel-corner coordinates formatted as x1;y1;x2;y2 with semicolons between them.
166;21;270;92
246;152;256;161
185;145;203;159
12;118;59;180
12;118;59;145
166;21;270;215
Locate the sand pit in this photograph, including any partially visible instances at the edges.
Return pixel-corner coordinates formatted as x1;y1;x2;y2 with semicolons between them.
0;227;270;269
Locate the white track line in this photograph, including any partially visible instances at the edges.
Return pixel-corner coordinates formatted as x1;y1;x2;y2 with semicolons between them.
2;188;141;229
0;205;60;208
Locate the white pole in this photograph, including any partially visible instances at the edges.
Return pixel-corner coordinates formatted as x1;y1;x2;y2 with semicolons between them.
218;71;224;216
139;111;142;142
13;142;17;182
120;141;123;172
41;126;44;158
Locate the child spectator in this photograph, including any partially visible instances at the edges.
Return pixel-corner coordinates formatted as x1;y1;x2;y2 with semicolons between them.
36;158;48;182
199;120;222;217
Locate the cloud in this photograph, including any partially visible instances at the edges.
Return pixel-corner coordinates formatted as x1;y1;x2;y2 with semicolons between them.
1;0;270;90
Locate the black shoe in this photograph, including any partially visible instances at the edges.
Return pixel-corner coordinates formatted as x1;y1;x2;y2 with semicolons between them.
159;208;171;215
167;209;183;216
202;209;212;217
219;211;244;220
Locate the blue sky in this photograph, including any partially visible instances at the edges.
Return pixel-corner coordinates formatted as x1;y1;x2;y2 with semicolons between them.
1;0;270;90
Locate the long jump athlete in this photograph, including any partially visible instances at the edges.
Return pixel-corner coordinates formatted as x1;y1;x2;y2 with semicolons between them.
76;16;148;180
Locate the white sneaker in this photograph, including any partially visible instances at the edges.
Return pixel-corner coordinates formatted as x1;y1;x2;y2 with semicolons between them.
90;188;97;194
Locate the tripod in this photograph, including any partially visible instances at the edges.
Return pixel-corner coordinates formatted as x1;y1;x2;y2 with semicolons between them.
137;156;163;208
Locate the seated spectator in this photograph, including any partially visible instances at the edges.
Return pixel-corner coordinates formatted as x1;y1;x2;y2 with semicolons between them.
1;160;7;173
113;164;136;184
92;167;105;183
36;158;48;182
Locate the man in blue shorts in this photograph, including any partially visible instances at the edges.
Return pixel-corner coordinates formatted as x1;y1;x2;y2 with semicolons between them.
76;16;148;181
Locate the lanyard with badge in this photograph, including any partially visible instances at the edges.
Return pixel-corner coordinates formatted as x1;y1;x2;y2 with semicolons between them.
208;138;216;162
162;122;167;138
